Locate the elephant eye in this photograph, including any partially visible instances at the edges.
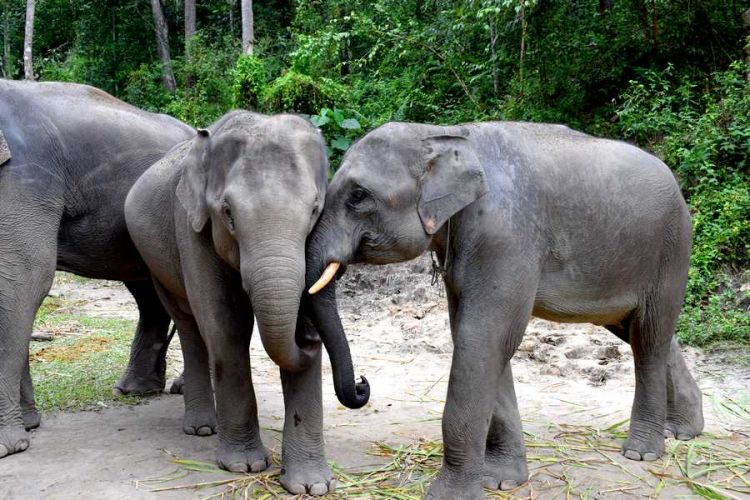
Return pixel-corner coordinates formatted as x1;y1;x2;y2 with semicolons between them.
221;200;235;230
347;188;369;208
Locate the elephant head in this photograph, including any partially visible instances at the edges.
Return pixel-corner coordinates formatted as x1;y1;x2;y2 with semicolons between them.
175;112;329;373
305;123;488;404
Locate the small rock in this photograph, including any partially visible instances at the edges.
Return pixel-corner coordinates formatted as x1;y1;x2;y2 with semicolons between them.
564;346;587;359
587;367;609;386
414;309;425;320
517;339;536;352
542;334;566;346
595;345;621;360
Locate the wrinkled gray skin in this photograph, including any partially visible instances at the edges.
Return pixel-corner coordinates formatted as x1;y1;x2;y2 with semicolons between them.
0;80;194;460
125;111;352;495
305;122;705;499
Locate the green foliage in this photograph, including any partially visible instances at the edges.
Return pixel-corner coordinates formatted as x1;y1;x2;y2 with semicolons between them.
262;70;349;114
617;61;750;345
232;54;267;110
309;107;363;172
5;0;748;346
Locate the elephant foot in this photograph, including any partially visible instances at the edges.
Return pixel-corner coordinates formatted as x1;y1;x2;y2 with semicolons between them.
426;468;483;500
482;454;529;491
217;443;270;473
168;373;185;394
113;372;165;396
182;408;217;437
22;408;41;431
664;416;703;441
0;424;30;459
622;427;665;461
665;380;704;441
280;458;336;496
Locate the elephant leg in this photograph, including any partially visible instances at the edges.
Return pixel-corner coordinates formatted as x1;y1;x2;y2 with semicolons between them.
206;314;268;473
169;371;185;394
279;334;333;496
20;359;40;431
443;284;528;491
606;324;703;442
113;280;172;396
0;192;60;458
482;363;529;491
152;282;216;436
621;283;683;461
427;258;536;500
664;337;703;440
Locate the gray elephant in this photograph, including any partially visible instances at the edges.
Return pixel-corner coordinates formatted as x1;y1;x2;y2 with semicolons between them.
304;122;704;499
124;110;368;495
0;80;194;459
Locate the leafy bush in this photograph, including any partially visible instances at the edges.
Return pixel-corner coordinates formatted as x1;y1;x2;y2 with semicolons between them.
262;70;350;115
232;54;267;110
617;61;750;345
309;107;363;173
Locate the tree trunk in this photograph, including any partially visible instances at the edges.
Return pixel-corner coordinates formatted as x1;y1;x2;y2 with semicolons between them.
489;16;499;97
150;0;176;92
185;0;196;54
23;0;34;80
241;0;253;55
184;0;196;87
2;0;11;78
229;0;236;40
743;8;750;82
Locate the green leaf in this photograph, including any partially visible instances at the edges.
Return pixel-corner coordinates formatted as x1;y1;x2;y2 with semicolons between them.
331;137;351;151
310;115;329;127
340;118;361;130
332;108;346;125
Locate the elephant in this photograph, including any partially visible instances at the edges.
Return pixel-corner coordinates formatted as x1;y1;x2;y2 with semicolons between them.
124;110;368;495
0;80;194;459
304;122;705;499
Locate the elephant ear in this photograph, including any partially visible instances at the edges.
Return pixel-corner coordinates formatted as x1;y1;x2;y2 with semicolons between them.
176;129;211;233
0;130;11;166
418;134;489;235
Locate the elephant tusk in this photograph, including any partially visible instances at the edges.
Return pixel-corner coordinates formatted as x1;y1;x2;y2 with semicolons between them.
308;262;341;294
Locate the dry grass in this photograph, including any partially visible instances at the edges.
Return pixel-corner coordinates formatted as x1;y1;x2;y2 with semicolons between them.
137;418;750;499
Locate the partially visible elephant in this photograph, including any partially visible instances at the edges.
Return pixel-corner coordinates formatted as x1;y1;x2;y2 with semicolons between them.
125;110;368;495
304;122;704;499
0;80;194;459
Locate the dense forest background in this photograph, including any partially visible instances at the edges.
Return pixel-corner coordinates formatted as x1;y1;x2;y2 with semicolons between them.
1;0;748;346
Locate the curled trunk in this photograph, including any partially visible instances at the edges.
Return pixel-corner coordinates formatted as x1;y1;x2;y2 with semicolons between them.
304;249;370;409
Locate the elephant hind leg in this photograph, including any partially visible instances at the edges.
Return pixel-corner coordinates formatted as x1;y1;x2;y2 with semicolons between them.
21;359;40;430
664;337;703;440
113;280;172;396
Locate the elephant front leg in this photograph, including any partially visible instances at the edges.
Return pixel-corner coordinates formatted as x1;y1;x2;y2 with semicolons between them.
427;256;536;500
482;363;528;491
279;347;335;496
209;330;269;473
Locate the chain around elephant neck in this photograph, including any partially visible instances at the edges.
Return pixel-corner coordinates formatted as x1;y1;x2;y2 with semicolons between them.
430;218;451;286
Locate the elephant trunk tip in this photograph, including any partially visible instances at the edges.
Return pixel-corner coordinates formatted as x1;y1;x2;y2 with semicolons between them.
337;375;370;409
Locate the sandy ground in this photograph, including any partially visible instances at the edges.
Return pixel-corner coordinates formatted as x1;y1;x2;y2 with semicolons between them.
2;255;749;498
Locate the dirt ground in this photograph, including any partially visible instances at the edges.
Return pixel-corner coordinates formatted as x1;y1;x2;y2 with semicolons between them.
2;255;749;499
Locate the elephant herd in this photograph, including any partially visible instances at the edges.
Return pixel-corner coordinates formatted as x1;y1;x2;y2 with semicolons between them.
0;80;704;499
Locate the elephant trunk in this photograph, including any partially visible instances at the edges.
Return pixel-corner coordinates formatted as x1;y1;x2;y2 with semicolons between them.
305;243;370;409
243;249;315;373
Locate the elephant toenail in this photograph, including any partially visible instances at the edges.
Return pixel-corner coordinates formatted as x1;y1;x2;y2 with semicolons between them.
287;483;306;494
310;483;328;495
16;440;29;452
623;449;641;461
642;452;658;461
500;480;519;490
